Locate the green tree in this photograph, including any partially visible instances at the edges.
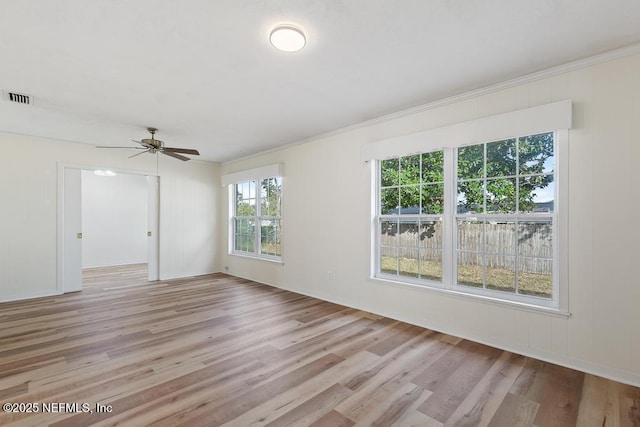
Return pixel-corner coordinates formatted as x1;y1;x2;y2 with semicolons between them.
260;177;282;217
457;132;553;213
235;181;257;216
380;151;444;214
259;178;282;255
380;132;553;215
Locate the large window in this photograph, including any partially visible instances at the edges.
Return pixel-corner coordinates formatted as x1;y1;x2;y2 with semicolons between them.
376;131;558;308
233;177;282;260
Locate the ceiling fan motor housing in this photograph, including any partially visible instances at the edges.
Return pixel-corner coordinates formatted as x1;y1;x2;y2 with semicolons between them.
141;138;163;149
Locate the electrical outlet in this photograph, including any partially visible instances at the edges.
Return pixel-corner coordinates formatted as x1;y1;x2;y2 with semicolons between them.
327;270;333;280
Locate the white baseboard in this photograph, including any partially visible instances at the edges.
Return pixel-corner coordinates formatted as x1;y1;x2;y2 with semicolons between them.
0;289;63;303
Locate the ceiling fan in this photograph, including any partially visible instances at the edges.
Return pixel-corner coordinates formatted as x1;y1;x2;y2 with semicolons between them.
97;127;200;161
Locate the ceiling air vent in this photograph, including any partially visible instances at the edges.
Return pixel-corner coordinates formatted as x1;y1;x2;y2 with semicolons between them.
6;92;32;105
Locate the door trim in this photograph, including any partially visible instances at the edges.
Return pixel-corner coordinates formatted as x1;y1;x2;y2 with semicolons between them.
57;162;160;293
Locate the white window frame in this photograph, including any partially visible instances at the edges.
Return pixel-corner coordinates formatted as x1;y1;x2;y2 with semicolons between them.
367;101;570;314
376;152;446;287
451;134;558;307
222;164;284;263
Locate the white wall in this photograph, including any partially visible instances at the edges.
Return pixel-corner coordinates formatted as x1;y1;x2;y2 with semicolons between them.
0;136;219;301
81;170;148;268
220;52;640;386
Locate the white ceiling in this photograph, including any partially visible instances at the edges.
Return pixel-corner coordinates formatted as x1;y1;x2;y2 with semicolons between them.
1;0;639;163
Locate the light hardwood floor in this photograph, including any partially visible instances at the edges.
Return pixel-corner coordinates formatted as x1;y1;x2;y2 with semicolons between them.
0;264;638;426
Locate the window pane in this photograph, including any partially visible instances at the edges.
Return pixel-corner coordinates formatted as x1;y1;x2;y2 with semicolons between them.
398;247;419;278
260;219;281;256
518;259;552;298
399;185;420;214
400;154;421;184
458;144;484;179
486;139;516;178
457;252;483;288
420;250;442;281
421;183;444;214
235;182;242;208
418;220;442;250
235;219;255;253
260;179;268;215
236;182;256;216
380;187;399;214
380;246;397;274
519;175;554;213
260;177;282;217
380;219;398;247
234;219;241;251
398;220;419;247
519;132;554;175
486;256;515;293
457;219;483;252
237;200;255;216
457;180;483;214
421;151;444;183
381;158;399;187
243;182;250;201
274;177;283;216
485;221;516;255
486;178;516;213
518;220;552;258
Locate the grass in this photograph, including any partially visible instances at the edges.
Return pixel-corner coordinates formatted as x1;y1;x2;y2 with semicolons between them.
381;256;552;298
381;257;442;281
260;242;281;257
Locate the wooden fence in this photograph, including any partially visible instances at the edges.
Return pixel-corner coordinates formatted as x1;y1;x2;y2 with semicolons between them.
380;221;552;274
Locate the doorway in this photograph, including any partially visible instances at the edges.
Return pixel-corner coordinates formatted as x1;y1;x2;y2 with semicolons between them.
58;165;159;293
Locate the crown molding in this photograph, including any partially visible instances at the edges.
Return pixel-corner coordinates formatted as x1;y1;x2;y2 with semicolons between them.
224;42;640;166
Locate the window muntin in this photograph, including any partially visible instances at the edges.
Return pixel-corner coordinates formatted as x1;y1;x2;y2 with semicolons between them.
233;177;282;260
376;131;557;307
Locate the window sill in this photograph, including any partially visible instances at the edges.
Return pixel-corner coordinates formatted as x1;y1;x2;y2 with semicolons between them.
229;252;284;265
370;275;570;319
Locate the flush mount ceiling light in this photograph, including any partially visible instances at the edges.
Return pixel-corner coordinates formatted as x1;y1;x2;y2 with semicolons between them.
269;25;306;52
94;170;116;177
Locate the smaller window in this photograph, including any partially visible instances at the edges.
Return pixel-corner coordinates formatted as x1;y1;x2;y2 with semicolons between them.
232;177;282;260
377;151;444;283
455;132;555;303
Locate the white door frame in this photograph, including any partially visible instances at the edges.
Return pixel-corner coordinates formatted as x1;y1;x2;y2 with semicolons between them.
59;167;83;292
147;175;160;281
57;163;160;293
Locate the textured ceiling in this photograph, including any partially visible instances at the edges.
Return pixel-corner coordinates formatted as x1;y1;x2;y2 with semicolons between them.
1;0;639;162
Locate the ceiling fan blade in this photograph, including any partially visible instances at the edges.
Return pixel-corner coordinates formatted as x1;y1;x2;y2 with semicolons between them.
163;147;200;155
96;146;146;149
162;151;191;161
129;149;150;159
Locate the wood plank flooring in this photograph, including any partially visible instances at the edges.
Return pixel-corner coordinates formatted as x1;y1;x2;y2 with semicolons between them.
0;264;638;426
